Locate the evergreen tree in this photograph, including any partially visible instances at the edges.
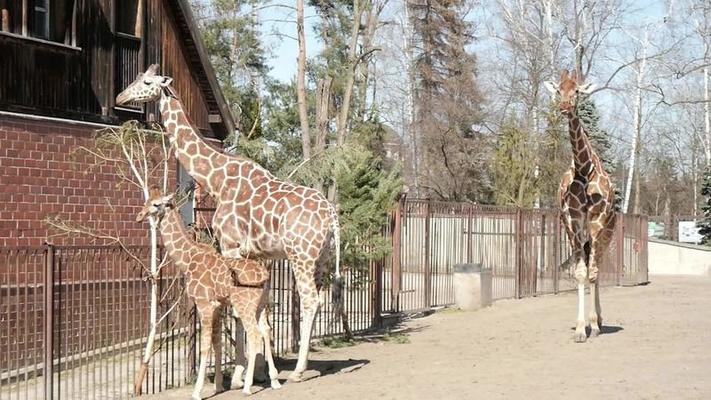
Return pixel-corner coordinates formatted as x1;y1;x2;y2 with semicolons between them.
577;98;622;209
493;119;539;207
699;166;711;245
408;0;485;201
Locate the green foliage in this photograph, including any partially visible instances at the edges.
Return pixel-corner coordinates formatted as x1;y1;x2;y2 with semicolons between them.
699;166;711;245
493;119;539;207
577;98;622;209
192;0;268;134
537;104;569;208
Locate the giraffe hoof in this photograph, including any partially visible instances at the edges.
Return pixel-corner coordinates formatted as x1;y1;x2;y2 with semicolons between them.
574;330;587;343
231;379;244;390
589;328;600;338
271;379;282;390
288;371;304;382
242;386;252;396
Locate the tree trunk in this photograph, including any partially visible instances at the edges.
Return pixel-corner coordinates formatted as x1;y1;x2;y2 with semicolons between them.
296;0;311;160
705;66;710;166
133;219;159;395
335;0;364;146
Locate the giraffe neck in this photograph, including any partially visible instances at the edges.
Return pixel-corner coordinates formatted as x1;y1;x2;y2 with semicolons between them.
157;208;195;272
159;90;227;195
567;113;595;178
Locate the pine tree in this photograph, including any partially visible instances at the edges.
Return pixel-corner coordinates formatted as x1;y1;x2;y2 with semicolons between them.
408;0;485;201
699;166;711;245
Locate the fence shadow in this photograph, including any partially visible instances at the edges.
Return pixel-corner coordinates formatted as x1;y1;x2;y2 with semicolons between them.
274;358;371;379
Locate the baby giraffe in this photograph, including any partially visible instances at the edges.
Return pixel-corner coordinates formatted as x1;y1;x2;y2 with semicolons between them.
135;189;281;399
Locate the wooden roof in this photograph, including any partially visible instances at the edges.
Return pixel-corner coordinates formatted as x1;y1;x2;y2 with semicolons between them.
168;0;235;140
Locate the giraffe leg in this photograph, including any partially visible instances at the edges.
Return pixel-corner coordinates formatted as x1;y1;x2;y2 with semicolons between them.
588;214;614;337
241;311;261;395
574;259;588;343
257;305;281;389
561;206;588;343
192;308;215;400
211;308;224;394
229;307;245;389
289;262;321;382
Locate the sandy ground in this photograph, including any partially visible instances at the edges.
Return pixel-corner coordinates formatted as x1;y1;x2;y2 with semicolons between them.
146;275;711;400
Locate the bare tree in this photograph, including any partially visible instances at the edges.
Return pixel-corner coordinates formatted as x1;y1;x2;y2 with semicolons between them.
45;122;181;395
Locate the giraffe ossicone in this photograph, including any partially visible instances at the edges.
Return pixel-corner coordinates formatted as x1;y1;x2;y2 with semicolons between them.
118;64;342;381
548;69;617;343
136;188;280;398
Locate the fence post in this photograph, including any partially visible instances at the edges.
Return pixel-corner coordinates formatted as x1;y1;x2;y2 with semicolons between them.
539;213;545;295
424;199;432;308
391;196;403;312
467;206;473;264
616;213;624;286
44;244;55;400
553;211;560;294
515;209;523;299
290;273;300;353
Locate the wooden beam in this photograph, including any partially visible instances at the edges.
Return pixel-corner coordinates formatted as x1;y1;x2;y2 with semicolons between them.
21;0;27;36
1;0;9;32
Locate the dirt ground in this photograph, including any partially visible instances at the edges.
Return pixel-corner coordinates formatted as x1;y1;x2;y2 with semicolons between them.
147;275;711;400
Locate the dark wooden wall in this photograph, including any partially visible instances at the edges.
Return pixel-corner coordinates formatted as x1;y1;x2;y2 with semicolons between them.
0;0;212;133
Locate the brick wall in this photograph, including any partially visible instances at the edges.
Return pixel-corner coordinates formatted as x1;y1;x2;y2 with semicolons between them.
0;115;179;247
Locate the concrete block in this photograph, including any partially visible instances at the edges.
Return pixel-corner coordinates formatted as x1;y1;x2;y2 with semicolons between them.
453;263;492;310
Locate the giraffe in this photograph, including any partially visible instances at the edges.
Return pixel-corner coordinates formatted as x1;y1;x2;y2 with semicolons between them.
117;64;341;381
544;69;617;343
135;188;281;398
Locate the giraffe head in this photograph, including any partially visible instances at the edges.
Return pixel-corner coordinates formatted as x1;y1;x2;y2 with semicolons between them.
135;188;175;223
116;64;174;106
544;69;596;115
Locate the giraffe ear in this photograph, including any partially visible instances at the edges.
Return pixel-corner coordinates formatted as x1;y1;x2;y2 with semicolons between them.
543;81;559;95
579;82;597;94
158;76;173;87
161;194;175;204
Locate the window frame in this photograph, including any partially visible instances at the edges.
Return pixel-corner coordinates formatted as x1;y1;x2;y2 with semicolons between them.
0;0;79;49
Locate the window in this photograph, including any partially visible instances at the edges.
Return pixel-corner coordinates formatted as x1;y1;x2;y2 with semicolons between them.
0;0;78;46
116;0;142;37
32;0;48;39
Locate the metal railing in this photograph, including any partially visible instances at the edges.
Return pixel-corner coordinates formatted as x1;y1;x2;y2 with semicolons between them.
1;199;648;399
385;198;649;313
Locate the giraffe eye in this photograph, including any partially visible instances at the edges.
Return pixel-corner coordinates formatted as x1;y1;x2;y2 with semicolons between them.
144;80;152;85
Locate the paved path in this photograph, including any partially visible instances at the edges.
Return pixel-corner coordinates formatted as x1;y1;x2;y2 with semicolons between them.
147;276;711;400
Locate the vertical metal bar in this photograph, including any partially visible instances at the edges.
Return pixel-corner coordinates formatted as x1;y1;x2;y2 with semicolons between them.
44;244;54;400
616;213;624;286
514;209;523;299
423;199;432;308
553;211;560;294
539;213;546;294
391;196;402;312
290;272;300;353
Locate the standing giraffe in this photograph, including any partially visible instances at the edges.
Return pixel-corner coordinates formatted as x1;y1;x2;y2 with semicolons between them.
117;64;341;381
135;189;281;398
544;70;617;343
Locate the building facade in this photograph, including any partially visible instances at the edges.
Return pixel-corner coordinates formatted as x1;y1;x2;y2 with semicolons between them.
0;0;233;246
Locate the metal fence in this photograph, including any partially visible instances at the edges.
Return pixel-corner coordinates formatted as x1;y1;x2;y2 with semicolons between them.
1;199;648;399
0;245;380;400
384;199;649;313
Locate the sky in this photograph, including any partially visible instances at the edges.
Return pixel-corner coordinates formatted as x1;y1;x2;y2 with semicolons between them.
259;3;320;83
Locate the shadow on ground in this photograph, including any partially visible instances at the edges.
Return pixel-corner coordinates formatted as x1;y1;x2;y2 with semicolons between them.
568;325;624;335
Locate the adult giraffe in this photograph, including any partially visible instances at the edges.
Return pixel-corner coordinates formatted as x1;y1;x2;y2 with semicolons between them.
117;64;341;381
544;69;616;343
